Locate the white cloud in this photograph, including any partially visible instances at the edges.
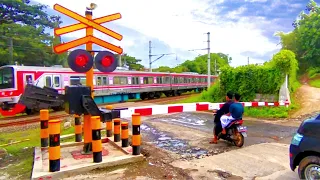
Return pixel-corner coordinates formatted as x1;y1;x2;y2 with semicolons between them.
37;0;279;67
245;0;268;2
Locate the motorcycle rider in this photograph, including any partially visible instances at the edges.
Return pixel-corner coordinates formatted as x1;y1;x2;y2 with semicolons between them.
220;93;244;134
210;91;234;144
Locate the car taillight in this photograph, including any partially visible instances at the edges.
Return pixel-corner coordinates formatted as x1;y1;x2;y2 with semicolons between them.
290;153;293;158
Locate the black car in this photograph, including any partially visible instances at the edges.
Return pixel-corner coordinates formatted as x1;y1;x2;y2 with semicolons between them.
289;114;320;179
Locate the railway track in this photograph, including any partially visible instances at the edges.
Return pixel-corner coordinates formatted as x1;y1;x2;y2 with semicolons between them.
0;114;69;128
0;93;195;128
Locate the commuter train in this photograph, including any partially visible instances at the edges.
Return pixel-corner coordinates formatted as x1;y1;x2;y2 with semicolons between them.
0;65;218;116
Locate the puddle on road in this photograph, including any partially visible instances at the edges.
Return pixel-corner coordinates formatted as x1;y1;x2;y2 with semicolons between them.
141;123;209;159
151;112;214;133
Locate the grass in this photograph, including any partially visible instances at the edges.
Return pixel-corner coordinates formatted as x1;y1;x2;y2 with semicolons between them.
244;106;289;118
309;78;320;88
306;67;320;88
0;125;76;179
175;89;301;119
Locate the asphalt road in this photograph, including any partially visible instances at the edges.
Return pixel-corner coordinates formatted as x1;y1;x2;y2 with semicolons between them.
59;112;302;180
139;112;301;179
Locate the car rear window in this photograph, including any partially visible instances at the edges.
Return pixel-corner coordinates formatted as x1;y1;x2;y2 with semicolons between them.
297;124;304;134
298;118;320;138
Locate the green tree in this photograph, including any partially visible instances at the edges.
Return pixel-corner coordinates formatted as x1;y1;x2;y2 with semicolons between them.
155;66;174;72
0;0;59;27
115;53;144;70
153;52;231;74
0;0;62;66
276;0;320;73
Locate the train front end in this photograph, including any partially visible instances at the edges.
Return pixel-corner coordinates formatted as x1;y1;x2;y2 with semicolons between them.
0;66;26;116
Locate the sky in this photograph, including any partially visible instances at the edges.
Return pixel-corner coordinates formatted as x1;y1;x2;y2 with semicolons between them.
33;0;314;68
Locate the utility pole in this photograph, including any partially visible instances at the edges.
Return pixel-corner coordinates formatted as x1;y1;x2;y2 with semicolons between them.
148;40;175;72
149;41;152;72
9;37;13;65
119;53;122;67
207;32;211;89
248;57;249;65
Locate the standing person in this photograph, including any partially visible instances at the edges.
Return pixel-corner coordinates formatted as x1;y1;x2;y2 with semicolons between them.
220;93;244;134
210;91;233;144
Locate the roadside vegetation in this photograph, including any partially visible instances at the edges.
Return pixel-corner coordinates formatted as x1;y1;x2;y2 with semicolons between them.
0;125;76;179
180;0;319;118
179;49;300;118
307;67;320;88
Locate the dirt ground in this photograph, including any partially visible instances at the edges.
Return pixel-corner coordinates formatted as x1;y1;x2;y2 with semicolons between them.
289;84;320;118
61;143;193;180
1;85;319;180
64;85;319;180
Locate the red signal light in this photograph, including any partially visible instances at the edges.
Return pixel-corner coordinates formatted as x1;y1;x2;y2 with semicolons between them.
95;51;118;72
101;56;114;67
75;55;88;66
68;49;93;73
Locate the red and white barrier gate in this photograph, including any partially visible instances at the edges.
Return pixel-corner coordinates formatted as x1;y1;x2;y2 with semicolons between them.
119;101;290;118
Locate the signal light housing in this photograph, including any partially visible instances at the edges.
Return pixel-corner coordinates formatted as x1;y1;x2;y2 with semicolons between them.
95;51;118;72
68;49;93;73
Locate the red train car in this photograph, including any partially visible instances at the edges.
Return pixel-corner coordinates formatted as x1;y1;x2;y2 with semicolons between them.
0;65;217;116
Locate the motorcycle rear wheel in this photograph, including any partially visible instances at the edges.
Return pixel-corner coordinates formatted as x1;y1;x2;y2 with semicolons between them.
233;131;244;147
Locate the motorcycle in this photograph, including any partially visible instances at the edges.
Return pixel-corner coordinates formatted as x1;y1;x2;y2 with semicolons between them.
213;112;247;147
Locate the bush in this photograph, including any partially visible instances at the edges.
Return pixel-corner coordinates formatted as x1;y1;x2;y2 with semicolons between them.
307;67;320;79
182;50;300;118
219;65;283;101
214;50;299;102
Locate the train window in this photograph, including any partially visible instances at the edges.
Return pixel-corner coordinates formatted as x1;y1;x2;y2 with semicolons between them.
143;77;153;84
179;77;183;83
102;76;108;85
45;76;52;87
156;77;163;84
25;75;33;85
97;76;102;86
80;77;86;85
0;67;14;89
70;76;80;85
53;76;60;88
174;77;178;83
113;76;127;85
184;78;188;83
131;77;139;84
164;76;170;84
70;76;86;85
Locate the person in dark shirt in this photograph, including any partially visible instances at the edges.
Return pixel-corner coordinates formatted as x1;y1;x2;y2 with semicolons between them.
210;91;233;144
220;93;244;134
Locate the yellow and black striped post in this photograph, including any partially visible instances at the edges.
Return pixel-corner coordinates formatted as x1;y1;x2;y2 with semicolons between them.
121;122;129;147
91;116;102;163
40;109;49;147
113;118;121;142
74;115;82;142
132;113;141;155
49;119;61;172
106;105;113;137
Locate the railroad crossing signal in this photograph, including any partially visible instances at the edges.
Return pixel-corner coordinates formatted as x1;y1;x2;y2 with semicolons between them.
53;4;123;73
68;49;93;73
